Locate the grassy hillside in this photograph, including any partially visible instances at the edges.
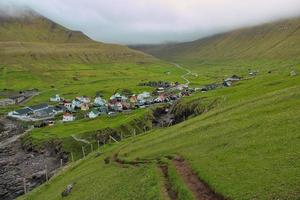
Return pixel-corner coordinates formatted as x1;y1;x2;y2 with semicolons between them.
131;17;300;62
0;9;156;65
20;60;300;200
0;8;184;111
0;10;92;43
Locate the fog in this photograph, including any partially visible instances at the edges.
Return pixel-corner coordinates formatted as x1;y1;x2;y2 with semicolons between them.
1;0;300;44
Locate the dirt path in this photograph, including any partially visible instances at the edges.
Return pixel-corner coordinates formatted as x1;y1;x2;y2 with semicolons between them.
173;157;225;200
71;135;90;144
159;165;178;200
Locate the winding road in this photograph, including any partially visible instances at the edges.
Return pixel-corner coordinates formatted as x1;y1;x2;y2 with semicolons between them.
172;63;197;86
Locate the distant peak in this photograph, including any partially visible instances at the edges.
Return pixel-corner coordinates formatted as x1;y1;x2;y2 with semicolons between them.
0;4;40;19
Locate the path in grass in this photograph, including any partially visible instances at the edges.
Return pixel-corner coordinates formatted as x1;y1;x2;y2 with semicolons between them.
172;63;197;86
71;134;90;144
113;153;224;200
173;156;225;200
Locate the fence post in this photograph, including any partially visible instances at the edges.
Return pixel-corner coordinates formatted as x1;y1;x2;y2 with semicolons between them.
97;140;100;150
60;159;63;168
90;143;93;152
82;146;86;158
23;178;27;194
45;164;48;182
71;152;74;162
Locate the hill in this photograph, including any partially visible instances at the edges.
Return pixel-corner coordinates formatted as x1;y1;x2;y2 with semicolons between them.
0;7;155;65
0;7;183;112
20;61;300;200
0;8;92;43
131;17;300;62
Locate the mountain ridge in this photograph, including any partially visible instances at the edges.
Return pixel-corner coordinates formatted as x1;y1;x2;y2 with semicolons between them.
130;16;300;62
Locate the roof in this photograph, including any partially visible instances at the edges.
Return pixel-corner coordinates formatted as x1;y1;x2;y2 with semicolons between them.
90;109;99;114
15;107;32;115
29;103;48;111
9;94;25;100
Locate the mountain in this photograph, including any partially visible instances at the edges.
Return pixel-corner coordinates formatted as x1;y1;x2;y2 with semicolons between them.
0;9;92;43
0;7;153;64
131;17;300;62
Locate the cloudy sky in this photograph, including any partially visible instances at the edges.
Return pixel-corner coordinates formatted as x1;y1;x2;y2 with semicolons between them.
1;0;300;44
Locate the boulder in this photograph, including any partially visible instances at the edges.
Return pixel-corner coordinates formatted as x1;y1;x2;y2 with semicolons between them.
61;183;73;197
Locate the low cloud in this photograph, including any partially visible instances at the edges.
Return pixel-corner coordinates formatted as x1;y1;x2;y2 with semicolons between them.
1;0;300;44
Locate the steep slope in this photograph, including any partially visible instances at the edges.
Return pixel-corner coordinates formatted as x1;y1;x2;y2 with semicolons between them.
20;62;300;200
131;17;300;62
0;7;154;64
0;9;92;43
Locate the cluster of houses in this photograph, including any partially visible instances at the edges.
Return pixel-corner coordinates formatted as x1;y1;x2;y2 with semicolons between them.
200;75;242;92
7;81;195;123
6;75;244;123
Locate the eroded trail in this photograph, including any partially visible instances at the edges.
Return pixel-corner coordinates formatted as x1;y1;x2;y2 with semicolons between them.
112;153;224;200
173;157;225;200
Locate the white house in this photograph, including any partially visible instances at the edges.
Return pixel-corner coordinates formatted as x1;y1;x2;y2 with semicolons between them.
94;97;106;107
76;96;91;104
63;113;75;122
88;109;100;119
137;92;150;100
50;94;61;102
72;99;82;108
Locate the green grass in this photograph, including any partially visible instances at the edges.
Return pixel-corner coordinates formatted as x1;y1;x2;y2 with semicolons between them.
20;144;163;200
20;60;300;200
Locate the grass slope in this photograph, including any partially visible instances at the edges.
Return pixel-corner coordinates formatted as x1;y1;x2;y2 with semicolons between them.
21;61;300;200
131;17;300;62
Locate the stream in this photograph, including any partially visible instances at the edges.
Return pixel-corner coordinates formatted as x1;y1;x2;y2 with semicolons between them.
0;118;60;200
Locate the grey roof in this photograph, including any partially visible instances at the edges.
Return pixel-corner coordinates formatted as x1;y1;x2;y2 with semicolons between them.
15;108;32;115
29;103;48;111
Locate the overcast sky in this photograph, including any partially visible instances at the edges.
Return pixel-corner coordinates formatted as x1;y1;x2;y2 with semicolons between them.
1;0;300;44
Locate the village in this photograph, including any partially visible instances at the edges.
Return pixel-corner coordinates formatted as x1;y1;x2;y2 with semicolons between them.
6;73;249;126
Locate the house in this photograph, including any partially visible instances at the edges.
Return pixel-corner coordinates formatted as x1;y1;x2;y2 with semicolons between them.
129;95;138;104
110;93;127;102
72;99;82;108
137;92;151;100
88;109;100;119
121;102;131;110
154;95;166;103
81;103;90;111
76;96;91;104
28;104;49;114
157;87;165;93
50;94;61;102
63;112;75;122
224;75;241;87
8;107;32;119
109;102;123;112
64;101;75;112
290;70;297;76
33;107;56;118
176;84;188;91
201;84;218;92
248;70;258;76
53;105;65;114
94;97;106;107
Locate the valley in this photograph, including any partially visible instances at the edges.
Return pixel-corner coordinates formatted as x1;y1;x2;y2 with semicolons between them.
0;4;299;200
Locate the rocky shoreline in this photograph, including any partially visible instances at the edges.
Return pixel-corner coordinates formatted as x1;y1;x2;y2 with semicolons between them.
0;118;61;200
